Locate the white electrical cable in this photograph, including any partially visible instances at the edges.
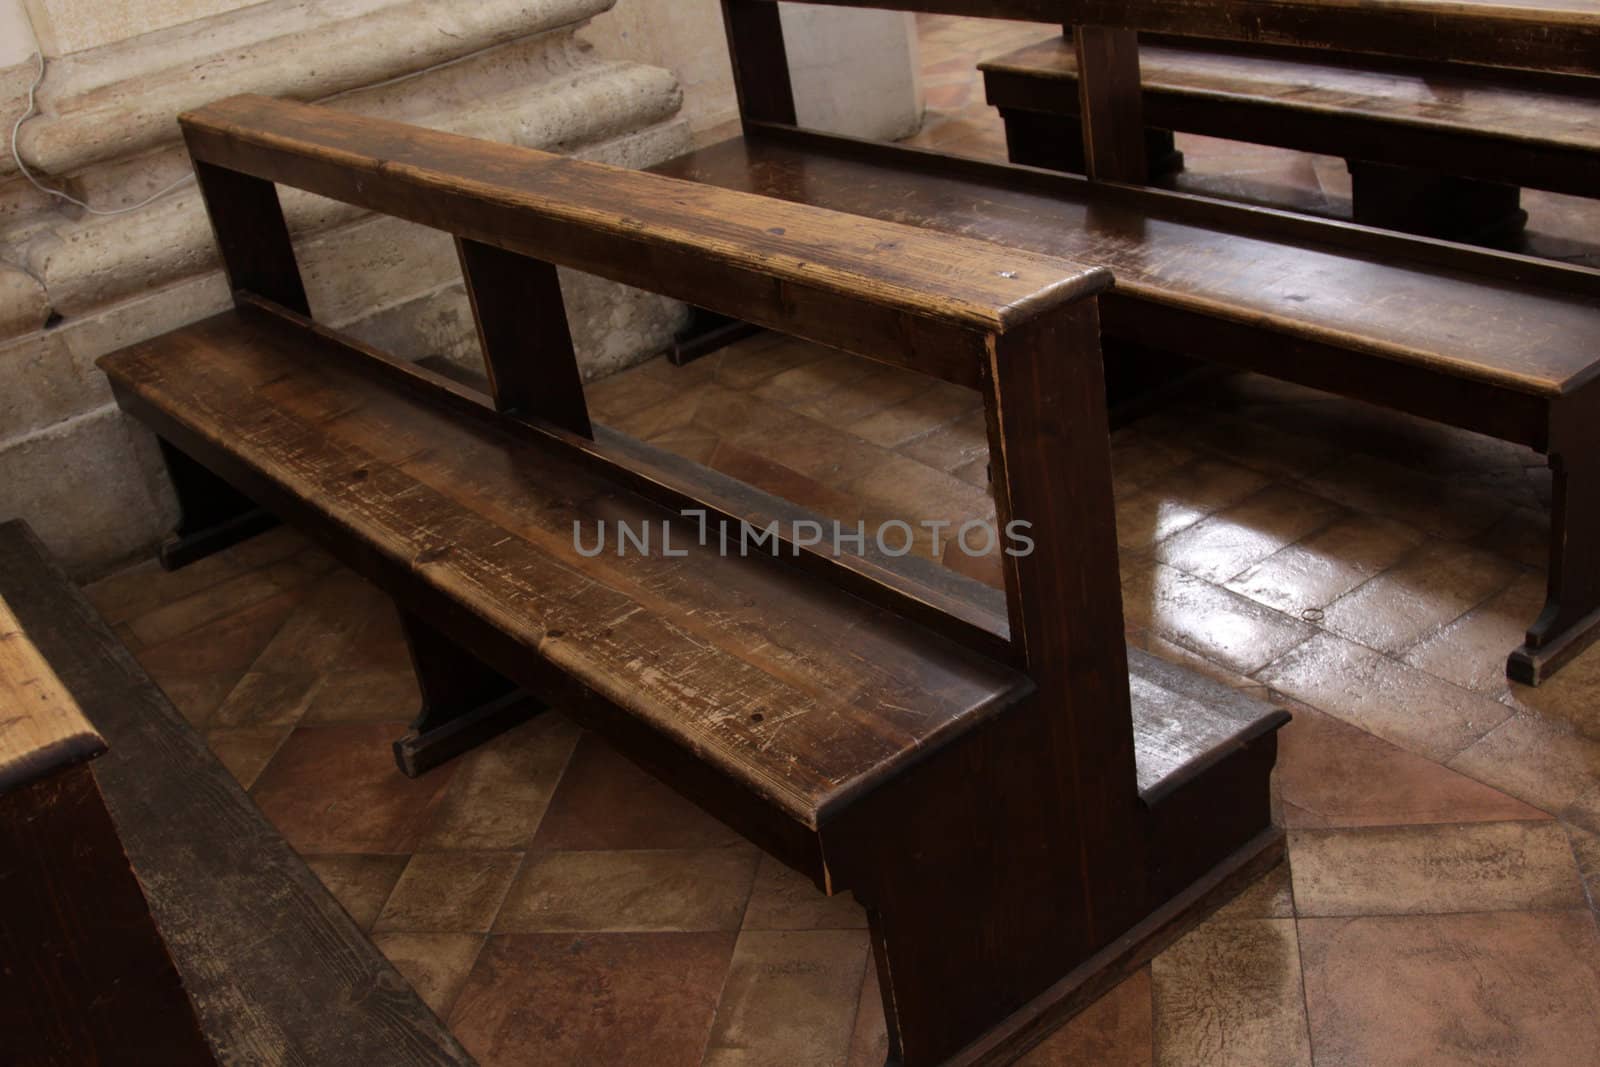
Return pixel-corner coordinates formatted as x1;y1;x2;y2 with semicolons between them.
10;51;193;216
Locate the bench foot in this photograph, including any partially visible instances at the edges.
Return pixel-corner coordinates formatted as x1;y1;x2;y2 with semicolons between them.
393;610;539;777
1348;160;1525;245
999;110;1183;179
1508;605;1600;686
1510;426;1600;686
394;690;542;778
156;438;278;570
671;307;761;366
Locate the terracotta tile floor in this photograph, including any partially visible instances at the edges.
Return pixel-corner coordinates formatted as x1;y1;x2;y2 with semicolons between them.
83;16;1600;1066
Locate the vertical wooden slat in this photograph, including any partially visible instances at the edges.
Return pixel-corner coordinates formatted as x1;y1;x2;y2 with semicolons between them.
1073;26;1149;182
981;297;1144;928
190;160;310;315
455;237;592;437
721;0;798;127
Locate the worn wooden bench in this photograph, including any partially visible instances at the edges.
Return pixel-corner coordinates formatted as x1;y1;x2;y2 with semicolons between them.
0;519;473;1065
650;0;1600;686
980;34;1600;241
98;94;1287;1064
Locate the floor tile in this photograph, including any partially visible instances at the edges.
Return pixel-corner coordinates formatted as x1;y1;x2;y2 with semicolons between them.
1113;458;1272;553
1150;918;1311;1067
1274;703;1548;829
204;726;290;791
1299;911;1600;1066
85;550;243;627
495;848;758;933
1405;571;1546;695
1447;712;1600;816
1211;858;1295;920
741;854;869;931
371;931;484;1019
1295;453;1509;541
209;668;320;729
1223;513;1423;620
250;722;456;854
702;929;872;1067
713;334;831;391
134;589;304;726
420;711;581;851
374;850;522;933
303;853;410;931
898;408;989;474
1320;541;1522;656
299;665;419;724
1122;563;1315;675
1015;969;1153;1067
449;932;735;1067
845;960;889;1067
1289;821;1585;916
1109;429;1196;494
1155;484;1342;584
1257;633;1511;762
532;732;745;851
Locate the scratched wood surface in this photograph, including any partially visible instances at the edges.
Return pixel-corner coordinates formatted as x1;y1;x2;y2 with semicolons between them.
179;95;1109;353
101;309;1034;827
983;37;1600;157
0;594;104;794
653;133;1600;399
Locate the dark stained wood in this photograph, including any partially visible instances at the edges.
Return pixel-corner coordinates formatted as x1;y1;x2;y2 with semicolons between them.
393;608;536;777
722;0;798;126
764;0;1600;78
0;520;473;1066
0;762;216;1067
156;436;278;570
981;35;1600;215
236;291;1020;665
456;237;592;436
191;159;309;315
102;97;1291;1063
1511;389;1600;683
1072;26;1149;181
0;583;211;1067
178;94;1110;388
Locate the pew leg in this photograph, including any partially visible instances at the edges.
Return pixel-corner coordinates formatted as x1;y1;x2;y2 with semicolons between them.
1347;160;1525;245
997;109;1182;179
156;438;278;570
393;610;539;777
1509;414;1600;685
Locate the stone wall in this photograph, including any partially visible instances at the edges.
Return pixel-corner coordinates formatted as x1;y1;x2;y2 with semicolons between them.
0;0;695;576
